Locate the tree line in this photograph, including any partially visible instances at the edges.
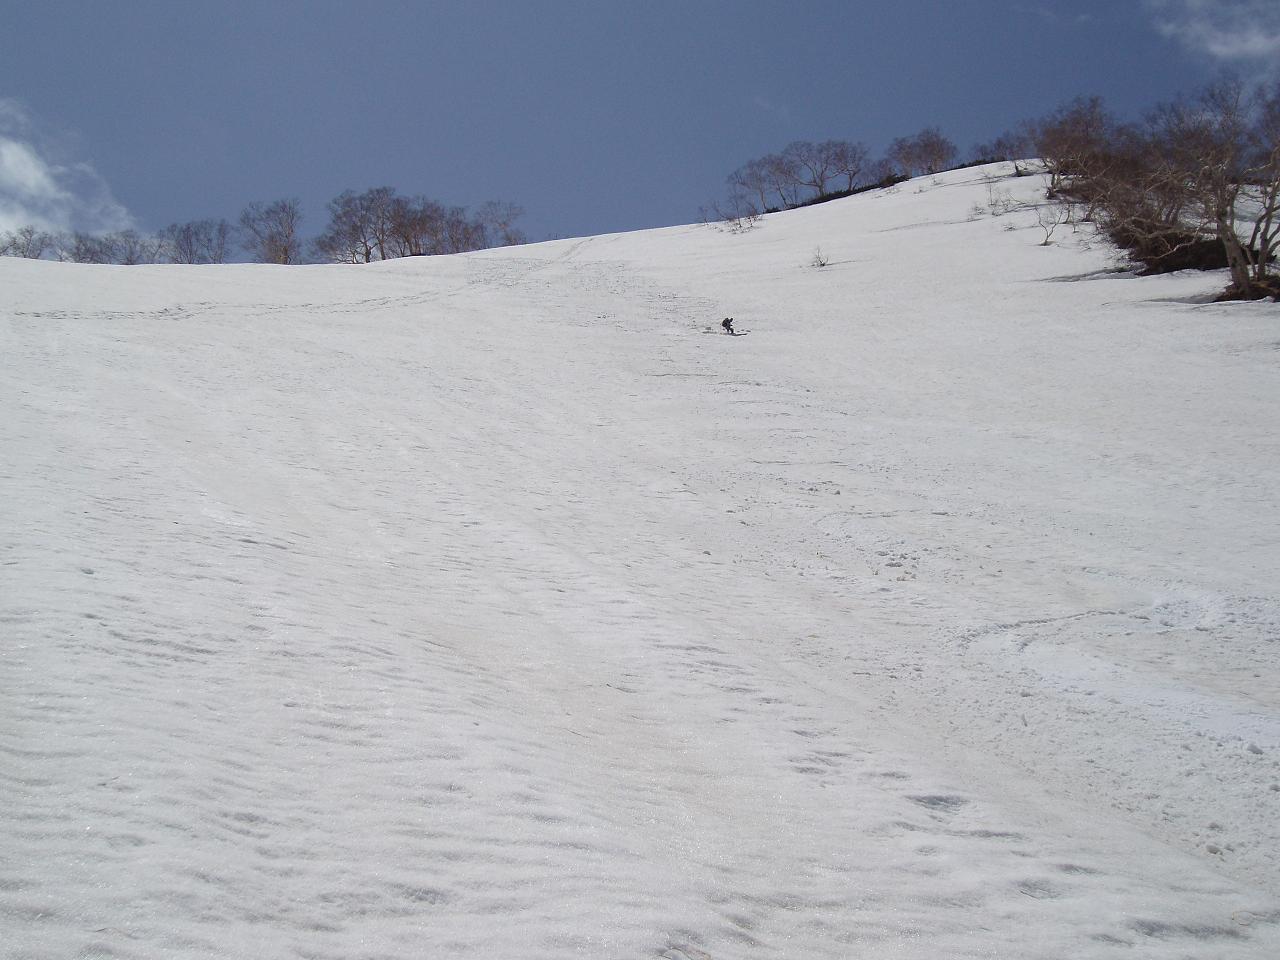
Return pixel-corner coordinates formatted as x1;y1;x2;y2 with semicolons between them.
0;188;526;265
709;77;1279;301
704;128;961;225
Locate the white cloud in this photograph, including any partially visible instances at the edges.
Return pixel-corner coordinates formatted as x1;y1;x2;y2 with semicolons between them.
0;139;66;199
0;98;132;235
1147;0;1280;75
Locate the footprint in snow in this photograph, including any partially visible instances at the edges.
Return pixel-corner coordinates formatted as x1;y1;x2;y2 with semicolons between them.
907;794;969;815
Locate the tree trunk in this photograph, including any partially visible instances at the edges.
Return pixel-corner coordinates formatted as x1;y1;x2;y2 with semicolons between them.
1219;226;1255;297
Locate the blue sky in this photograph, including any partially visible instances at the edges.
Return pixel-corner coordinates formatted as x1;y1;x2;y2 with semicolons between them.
2;0;1278;246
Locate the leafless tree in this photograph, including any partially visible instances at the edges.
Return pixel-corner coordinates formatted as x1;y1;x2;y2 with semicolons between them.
1143;81;1253;290
830;140;870;191
1033;95;1201;267
444;204;485;253
54;232;113;263
313;188;397;263
314;188;521;263
887;127;958;178
1035;203;1070;245
918;127;959;174
971;124;1036;175
1033;96;1118;197
0;225;56;258
763;151;803;207
475;201;527;248
239;199;303;264
727;158;774;212
106;230;168;264
700;192;761;233
1037;83;1280;298
782;140;842;198
1243;80;1280;296
51;229;167;264
1067;81;1271;295
160;219;233;263
885;136;915;178
388;197;482;257
719;139;872;220
385;195;444;258
866;156;900;186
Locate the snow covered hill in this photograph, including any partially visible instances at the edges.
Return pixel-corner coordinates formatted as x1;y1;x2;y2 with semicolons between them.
3;164;1279;959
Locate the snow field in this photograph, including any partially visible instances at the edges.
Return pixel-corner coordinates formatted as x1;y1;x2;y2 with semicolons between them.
3;165;1279;958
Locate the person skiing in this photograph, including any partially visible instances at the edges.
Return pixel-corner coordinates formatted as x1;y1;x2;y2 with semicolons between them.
721;317;735;335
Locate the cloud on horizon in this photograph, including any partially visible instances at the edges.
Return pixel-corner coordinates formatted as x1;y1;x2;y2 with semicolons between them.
1146;0;1280;76
0;98;132;235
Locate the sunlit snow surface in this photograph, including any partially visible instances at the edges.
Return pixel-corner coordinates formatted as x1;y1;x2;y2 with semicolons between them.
4;165;1280;958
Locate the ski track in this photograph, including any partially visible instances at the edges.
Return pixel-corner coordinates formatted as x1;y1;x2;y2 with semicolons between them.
3;165;1280;958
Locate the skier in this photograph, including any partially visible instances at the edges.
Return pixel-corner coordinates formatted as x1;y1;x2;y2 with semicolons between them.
721;317;735;335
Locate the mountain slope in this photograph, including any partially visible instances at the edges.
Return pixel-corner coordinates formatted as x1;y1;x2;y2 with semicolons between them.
3;164;1279;959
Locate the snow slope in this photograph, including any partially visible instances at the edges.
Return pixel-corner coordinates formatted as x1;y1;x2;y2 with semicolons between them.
3;164;1279;959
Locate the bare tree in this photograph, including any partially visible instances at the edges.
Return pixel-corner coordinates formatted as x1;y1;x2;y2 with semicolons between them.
48;229;166;264
866;156;900;186
918;127;958;174
1146;80;1256;292
443;204;484;253
1035;203;1069;245
0;225;56;258
700;191;761;233
361;187;399;260
887;127;958;178
313;188;520;263
727;157;774;212
385;195;444;258
830;140;870;191
718;139;871;220
1033;96;1118;197
474;200;527;247
782;140;841;198
971;124;1036;175
160;219;232;264
239;199;303;264
1034;95;1203;269
1038;83;1280;298
313;188;397;263
392;197;482;257
55;232;113;263
763;151;803;207
885;135;916;178
105;230;167;265
1247;81;1280;296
